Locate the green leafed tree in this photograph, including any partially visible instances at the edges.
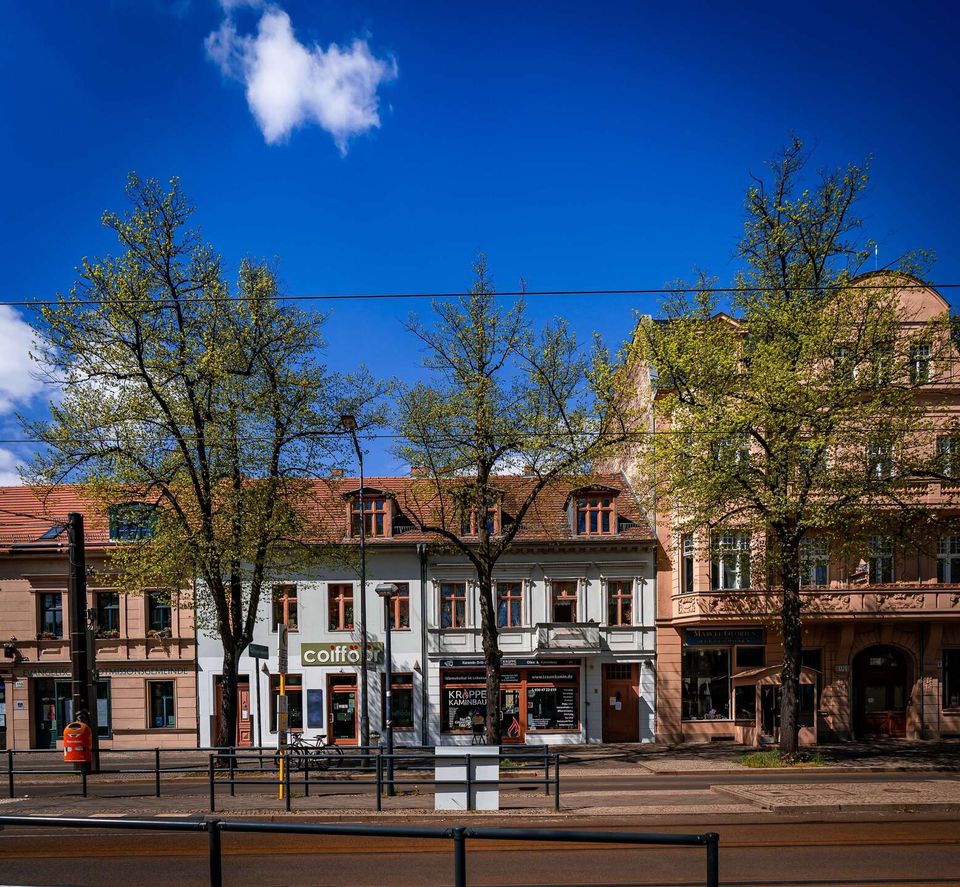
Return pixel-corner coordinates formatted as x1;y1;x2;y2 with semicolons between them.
26;174;384;748
631;141;952;754
394;256;637;743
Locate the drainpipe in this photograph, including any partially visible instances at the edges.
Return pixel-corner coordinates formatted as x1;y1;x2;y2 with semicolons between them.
418;543;429;746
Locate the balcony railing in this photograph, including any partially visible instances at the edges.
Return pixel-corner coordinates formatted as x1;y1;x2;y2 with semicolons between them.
673;585;960;620
536;622;601;652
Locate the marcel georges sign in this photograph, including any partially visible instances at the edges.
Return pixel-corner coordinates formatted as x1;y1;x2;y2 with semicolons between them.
301;642;384;666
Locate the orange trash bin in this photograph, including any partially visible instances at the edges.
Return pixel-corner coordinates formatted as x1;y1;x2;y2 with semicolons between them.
63;721;93;764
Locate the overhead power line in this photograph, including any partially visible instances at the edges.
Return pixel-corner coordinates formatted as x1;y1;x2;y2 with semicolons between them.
1;281;959;309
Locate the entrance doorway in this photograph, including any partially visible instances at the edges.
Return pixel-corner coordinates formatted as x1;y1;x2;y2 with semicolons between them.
327;674;358;745
214;676;252;747
852;645;911;738
602;664;639;742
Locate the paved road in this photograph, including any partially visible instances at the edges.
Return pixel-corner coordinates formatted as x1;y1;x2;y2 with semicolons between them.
1;816;959;886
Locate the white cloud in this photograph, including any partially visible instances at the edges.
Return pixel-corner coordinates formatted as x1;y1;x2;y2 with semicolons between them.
0;448;23;486
205;5;397;154
0;306;44;415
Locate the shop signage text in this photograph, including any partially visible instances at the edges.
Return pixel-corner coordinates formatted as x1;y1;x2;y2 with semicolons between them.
685;628;765;647
301;642;384;666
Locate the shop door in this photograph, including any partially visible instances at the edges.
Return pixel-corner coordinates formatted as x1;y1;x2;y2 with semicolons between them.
214;676;253;747
33;679;61;749
500;688;523;743
328;675;358;745
602;664;639;742
853;646;910;738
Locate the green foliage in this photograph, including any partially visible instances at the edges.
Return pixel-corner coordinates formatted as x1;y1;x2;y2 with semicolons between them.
738;749;824;768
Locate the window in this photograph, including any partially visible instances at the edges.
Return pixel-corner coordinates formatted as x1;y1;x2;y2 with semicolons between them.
833;345;855;383
497;581;523;628
867;439;893;480
388;582;410;630
938;537;960;583
734;685;756;721
381;672;414;730
95;592;120;636
681;535;694;593
682;649;730;720
801;648;823;708
147;591;172;633
149;681;176;728
606;580;633;626
868;536;894;584
269;674;303;732
51;679;112;738
944;650;960;710
108;502;156;541
712;434;750;469
910;343;931;384
38;593;63;639
526;683;580;731
576;495;615;535
937;438;960;479
551;581;578;622
440;582;467;629
328;583;354;631
735;646;765;668
800;538;828;586
461;500;500;536
711;532;750;590
352;496;389;537
272;584;298;631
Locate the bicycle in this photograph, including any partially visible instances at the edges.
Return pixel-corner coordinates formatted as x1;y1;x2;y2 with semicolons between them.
286;733;344;772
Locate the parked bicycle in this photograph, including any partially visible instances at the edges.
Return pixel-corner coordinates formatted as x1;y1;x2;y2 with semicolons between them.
285;733;344;771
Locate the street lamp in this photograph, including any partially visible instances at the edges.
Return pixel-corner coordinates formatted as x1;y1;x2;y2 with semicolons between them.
340;413;369;752
376;581;398;797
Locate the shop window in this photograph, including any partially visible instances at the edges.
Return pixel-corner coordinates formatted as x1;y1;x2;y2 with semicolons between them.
682;649;730;720
938;537;960;583
681;535;694;593
388;582;410;630
909;343;931;384
735;646;765;668
352;496;390;537
381;672;414;730
48;679;111;739
328;583;354;631
576;495;615;536
943;650;960;710
440;582;467;629
734;685;756;721
269;674;303;731
867;439;893;480
526;684;579;731
800;537;828;586
497;581;523;628
147;591;172;634
149;681;176;728
711;532;750;590
606;580;633;626
868;536;894;584
38;593;63;639
108;502;156;542
272;584;298;631
937;438;960;480
95;592;120;637
551;581;578;622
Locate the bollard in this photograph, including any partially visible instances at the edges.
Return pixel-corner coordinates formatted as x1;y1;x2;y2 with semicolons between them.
452;827;467;887
208;755;216;813
80;767;87;799
304;756;310;798
553;752;560;812
465;754;473;812
7;749;13;799
375;754;383;812
207;820;223;887
705;832;720;887
154;748;161;798
284;756;291;812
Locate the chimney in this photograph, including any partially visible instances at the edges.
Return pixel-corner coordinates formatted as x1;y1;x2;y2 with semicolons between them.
410;465;428;477
330;468;345;480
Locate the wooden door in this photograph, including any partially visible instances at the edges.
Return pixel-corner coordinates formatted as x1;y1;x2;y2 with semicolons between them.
853;646;910;739
602;664;639;742
214;676;252;747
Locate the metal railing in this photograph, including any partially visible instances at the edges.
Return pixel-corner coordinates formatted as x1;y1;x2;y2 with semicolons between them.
0;815;721;887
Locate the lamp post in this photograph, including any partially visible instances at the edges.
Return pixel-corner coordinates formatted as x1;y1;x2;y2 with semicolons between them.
341;414;369;752
375;582;397;797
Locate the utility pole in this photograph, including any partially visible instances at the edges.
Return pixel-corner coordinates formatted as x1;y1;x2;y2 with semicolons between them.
67;512;99;771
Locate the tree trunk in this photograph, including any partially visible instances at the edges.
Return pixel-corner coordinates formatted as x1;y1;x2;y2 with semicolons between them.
477;570;502;744
779;545;803;755
216;641;240;750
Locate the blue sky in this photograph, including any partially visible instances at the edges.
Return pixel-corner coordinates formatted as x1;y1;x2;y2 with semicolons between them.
1;0;958;477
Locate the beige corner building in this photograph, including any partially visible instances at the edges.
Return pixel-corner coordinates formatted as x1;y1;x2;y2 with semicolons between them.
604;277;960;745
0;488;197;749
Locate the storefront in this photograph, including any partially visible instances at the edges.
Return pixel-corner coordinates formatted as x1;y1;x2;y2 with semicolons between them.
439;659;582;744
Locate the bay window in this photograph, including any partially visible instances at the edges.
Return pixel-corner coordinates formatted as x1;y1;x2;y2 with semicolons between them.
711;532;750;590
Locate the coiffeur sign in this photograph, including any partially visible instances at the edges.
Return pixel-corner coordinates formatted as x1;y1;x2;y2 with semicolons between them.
301;642;384;666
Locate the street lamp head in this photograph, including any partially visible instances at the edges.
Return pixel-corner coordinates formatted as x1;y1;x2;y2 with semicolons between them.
340;413;357;432
375;582;399;599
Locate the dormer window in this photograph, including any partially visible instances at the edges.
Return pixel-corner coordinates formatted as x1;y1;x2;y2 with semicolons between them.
461;500;501;536
575;494;615;536
351;496;390;537
108;502;156;542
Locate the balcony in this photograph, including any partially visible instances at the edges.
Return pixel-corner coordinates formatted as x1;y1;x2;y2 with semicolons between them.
536;622;601;652
672;585;960;621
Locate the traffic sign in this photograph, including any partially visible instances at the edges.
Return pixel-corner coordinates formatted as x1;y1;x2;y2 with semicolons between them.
248;643;269;660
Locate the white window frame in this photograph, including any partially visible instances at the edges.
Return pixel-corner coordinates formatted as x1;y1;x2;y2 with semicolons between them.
711;532;751;590
938;537;960;583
